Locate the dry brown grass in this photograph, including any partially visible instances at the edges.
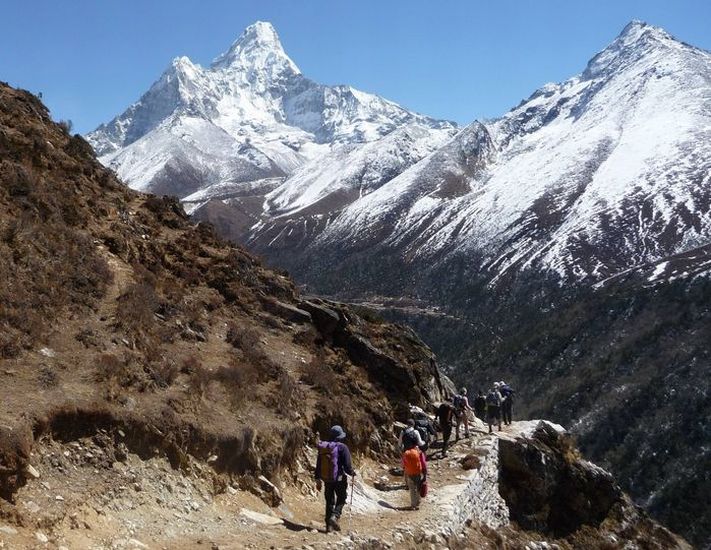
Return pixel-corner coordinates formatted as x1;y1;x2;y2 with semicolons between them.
274;370;302;417
0;156;113;358
301;351;339;392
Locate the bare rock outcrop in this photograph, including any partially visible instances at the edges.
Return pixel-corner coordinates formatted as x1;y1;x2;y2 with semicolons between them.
498;421;690;549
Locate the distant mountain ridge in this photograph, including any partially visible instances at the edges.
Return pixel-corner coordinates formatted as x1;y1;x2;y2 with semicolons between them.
94;20;711;291
239;20;711;287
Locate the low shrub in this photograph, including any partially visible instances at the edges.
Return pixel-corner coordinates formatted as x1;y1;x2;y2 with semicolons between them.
38;365;58;388
147;359;179;389
302;353;339;393
226;322;261;350
115;282;159;345
275;370;301;417
214;358;261;410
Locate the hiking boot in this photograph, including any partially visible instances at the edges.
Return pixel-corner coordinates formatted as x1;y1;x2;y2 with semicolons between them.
328;515;341;532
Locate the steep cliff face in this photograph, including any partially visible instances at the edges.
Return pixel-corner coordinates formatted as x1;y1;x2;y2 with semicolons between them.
498;422;688;549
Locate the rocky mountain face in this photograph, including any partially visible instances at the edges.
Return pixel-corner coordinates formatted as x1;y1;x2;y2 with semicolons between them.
85;21;711;546
238;21;711;283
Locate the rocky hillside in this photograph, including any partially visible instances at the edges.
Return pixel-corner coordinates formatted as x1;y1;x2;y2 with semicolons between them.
0;79;449;515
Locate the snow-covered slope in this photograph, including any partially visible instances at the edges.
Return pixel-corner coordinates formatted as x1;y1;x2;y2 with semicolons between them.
264;123;455;217
87;21;455;201
256;20;711;285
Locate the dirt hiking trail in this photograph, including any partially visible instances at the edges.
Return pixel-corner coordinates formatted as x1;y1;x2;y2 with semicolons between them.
0;418;536;549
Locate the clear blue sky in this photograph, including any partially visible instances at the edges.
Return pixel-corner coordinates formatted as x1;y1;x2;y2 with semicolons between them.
2;0;709;133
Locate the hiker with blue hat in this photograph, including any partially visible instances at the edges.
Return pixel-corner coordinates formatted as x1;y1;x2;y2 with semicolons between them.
315;425;356;532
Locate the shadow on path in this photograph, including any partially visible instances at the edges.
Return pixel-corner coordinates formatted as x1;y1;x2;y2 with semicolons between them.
282;518;328;534
377;499;411;511
374;483;407;492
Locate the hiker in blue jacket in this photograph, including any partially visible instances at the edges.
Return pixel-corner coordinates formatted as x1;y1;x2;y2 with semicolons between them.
499;380;515;425
315;425;356;532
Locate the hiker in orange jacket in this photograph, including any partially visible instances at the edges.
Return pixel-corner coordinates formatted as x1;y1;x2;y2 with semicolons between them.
402;438;427;510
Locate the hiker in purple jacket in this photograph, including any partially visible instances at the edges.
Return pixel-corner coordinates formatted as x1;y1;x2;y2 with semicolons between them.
314;425;356;532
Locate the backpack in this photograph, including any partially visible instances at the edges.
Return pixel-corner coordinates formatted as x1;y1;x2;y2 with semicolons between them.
453;394;465;412
500;385;514;399
438;403;454;425
402;448;423;476
317;441;340;482
414;420;431;445
486;391;501;407
402;428;420;451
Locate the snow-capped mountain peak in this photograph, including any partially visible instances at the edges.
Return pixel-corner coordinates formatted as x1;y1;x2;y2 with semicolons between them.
211;21;300;76
616;19;676;45
87;21;454;201
160;56;205;96
583;20;680;80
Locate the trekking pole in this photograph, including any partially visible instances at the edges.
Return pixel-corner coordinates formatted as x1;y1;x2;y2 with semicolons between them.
348;474;354;532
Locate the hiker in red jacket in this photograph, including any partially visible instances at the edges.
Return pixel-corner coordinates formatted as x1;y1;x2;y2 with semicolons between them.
314;425;356;533
402;438;427;510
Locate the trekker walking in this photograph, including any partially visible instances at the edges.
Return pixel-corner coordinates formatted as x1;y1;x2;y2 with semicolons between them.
315;425;356;533
402;442;427;510
499;380;515;425
453;388;473;440
435;401;455;457
401;419;425;451
473;390;487;420
486;384;503;433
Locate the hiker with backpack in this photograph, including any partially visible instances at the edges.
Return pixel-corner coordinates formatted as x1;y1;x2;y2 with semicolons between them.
435;400;455;457
453;388;473;440
473;390;487;420
315;425;356;533
400;418;425;451
402;437;428;510
414;415;437;452
486;383;503;433
499;380;515;425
